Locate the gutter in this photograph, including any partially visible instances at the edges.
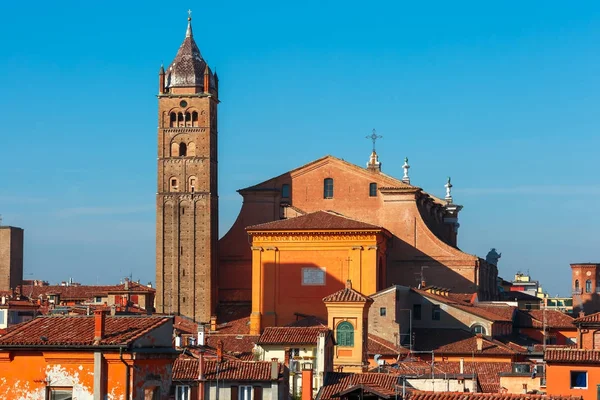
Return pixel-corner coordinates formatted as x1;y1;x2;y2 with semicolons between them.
119;346;131;400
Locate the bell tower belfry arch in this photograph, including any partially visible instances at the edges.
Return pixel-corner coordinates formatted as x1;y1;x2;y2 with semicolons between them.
156;13;219;322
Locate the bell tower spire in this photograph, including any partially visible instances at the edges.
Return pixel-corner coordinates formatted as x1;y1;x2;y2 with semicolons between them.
156;13;220;323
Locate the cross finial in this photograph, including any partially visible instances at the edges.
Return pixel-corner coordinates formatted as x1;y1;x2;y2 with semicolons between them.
366;129;383;152
188;9;192;20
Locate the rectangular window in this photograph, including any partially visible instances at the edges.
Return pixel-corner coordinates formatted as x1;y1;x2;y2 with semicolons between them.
432;305;441;321
379;307;386;317
369;182;377;197
239;385;253;400
0;310;5;325
281;184;290;198
323;178;334;199
176;385;190;400
48;388;73;400
570;371;587;389
302;268;325;286
413;304;422;320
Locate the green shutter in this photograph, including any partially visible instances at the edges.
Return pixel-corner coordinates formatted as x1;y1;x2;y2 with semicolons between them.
336;322;354;347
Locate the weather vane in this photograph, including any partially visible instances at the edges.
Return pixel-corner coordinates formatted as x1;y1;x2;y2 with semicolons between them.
366;129;383;152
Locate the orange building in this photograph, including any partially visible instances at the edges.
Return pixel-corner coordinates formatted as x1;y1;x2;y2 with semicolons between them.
515;309;576;346
0;311;176;399
545;348;600;400
220;154;499;306
247;210;389;334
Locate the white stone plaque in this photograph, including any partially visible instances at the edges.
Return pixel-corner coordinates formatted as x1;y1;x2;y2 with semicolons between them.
302;268;325;286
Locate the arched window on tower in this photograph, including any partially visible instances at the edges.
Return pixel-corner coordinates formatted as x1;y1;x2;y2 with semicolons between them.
179;142;187;157
336;321;354;347
324;178;334;199
177;112;184;127
188;176;197;193
170;112;176;127
586;279;592;293
169;177;179;192
192;111;198;127
575;280;580;291
185;112;191;126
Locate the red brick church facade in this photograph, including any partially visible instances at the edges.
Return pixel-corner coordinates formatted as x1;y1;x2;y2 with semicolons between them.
218;154;498;303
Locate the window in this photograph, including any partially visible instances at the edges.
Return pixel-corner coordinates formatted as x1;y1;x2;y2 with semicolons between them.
302;268;325;286
192;111;198;126
170;112;176;127
0;310;5;324
48;388;73;400
586;280;592;293
323;178;334;199
170;178;179;192
380;307;387;317
369;182;377;197
413;304;422;320
336;321;354;347
179;142;187;157
239;385;253;400
176;385;190;400
471;324;486;335
575;280;580;290
570;371;587;389
281;184;290;198
94;296;102;303
432;305;441;321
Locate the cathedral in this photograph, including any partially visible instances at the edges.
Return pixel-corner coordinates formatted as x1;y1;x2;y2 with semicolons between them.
156;16;498;324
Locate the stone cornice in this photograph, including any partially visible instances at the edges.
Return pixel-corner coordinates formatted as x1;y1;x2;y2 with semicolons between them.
163;127;207;134
159;193;212;201
248;231;381;243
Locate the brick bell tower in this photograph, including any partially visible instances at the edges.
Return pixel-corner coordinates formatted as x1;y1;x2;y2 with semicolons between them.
156;13;219;322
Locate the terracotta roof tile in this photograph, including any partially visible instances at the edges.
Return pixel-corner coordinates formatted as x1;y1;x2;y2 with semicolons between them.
25;281;154;302
413;329;518;355
258;326;330;345
214;303;251;334
368;334;409;356
246;210;383;231
317;372;399;400
516;310;575;329
0;315;171;347
545;348;600;363
323;282;371;303
172;358;283;381
408;391;581;400
205;335;259;359
573;311;600;324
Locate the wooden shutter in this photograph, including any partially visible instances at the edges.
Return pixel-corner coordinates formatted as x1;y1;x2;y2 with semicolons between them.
254;386;263;400
230;385;238;400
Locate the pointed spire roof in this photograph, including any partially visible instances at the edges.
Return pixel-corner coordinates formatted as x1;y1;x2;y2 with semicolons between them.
165;13;210;90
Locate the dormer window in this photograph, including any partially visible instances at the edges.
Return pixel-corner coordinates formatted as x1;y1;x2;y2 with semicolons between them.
324;178;334;199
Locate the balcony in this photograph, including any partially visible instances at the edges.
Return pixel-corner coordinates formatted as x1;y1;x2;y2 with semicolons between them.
572;289;582;295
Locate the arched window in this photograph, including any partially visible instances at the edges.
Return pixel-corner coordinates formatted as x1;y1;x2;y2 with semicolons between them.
177;112;184;127
324;178;334;199
169;178;179;192
188;176;197;193
586;280;592;293
170;112;176;127
575;280;580;290
179;142;187;157
184;112;191;125
369;182;377;197
336;321;354;347
192;111;199;127
281;184;290;198
471;324;486;335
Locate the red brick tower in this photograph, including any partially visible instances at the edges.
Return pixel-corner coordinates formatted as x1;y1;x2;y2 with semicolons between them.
156;13;219;322
571;263;600;316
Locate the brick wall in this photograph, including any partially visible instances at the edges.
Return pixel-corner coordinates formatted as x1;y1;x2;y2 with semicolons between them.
0;227;24;292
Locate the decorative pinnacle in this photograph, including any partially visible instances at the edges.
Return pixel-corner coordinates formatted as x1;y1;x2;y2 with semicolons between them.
444;176;453;203
186;10;193;37
366;129;383;152
402;157;410;184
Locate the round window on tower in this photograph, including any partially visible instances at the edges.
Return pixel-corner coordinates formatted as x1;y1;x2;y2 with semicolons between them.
180;100;188;107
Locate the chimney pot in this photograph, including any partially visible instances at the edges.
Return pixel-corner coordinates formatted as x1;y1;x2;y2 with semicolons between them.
270;359;279;380
94;309;106;343
476;334;483;351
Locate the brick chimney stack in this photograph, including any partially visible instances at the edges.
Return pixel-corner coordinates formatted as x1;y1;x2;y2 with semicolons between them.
270;358;279;380
284;347;290;367
302;363;314;400
198;350;205;400
476;334;483;351
216;339;223;363
94;310;106;343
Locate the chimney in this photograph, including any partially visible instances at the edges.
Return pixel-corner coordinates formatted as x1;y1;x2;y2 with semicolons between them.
124;278;129;291
476;334;483;352
216;339;223;363
94;310;106;343
270;358;279;380
345;280;352;290
198;324;205;346
210;315;217;332
175;335;181;348
579;311;585;318
459;358;464;374
301;363;314;400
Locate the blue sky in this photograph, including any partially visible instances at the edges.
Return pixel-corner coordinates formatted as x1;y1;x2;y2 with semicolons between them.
1;1;599;296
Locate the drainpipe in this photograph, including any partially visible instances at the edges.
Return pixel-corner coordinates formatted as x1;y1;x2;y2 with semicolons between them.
119;347;131;399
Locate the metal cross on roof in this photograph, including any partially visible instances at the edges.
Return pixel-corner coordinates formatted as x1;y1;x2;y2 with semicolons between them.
366;129;383;152
188;9;192;18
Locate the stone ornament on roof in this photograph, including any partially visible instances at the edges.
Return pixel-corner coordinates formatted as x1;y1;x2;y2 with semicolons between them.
444;177;453;203
486;248;502;266
402;157;410;184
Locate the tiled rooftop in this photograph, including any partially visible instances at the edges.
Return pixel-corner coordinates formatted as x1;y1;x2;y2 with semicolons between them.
408;392;581;400
246;210;383;231
545;348;600;363
367;334;409;356
516;309;575;329
172;358;283;381
0;315;170;347
323;282;371;303
573;311;600;324
413;329;518;355
317;372;399;400
258;326;329;345
26;281;154;301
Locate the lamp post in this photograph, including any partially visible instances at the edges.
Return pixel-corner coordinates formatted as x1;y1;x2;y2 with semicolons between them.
398;308;413;351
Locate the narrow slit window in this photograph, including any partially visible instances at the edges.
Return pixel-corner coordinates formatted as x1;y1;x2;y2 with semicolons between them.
369;182;377;197
324;178;334;199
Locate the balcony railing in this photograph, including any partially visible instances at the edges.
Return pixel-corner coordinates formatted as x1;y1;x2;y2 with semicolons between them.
572;289;582;295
